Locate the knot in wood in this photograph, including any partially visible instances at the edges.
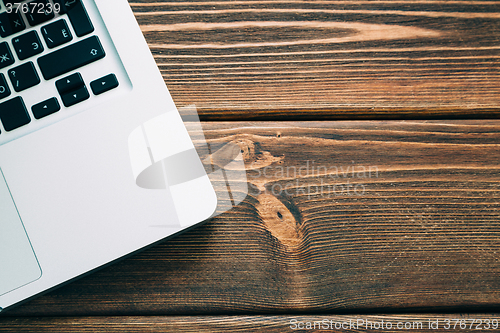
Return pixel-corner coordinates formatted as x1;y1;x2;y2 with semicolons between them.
256;193;301;248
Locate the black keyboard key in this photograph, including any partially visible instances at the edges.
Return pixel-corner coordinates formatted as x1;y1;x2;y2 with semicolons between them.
65;0;93;37
0;11;25;38
56;72;84;94
61;85;89;107
32;97;60;119
25;0;55;26
12;31;44;60
41;19;73;48
53;0;74;14
0;42;15;70
0;74;11;100
8;62;41;92
0;97;30;131
90;74;118;95
38;36;105;80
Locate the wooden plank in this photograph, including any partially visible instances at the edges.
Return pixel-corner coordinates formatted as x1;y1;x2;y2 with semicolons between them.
1;315;500;332
130;0;500;119
3;120;500;316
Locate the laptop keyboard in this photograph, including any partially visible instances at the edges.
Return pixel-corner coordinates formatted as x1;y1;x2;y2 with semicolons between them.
0;0;119;136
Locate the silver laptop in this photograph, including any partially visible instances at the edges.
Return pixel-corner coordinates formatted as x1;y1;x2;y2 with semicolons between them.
0;0;217;311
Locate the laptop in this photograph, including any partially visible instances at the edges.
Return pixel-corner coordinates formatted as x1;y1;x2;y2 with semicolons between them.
0;0;217;311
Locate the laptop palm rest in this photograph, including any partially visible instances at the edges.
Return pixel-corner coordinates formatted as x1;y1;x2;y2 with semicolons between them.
0;169;41;296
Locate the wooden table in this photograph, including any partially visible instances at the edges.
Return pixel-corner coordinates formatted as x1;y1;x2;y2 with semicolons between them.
1;1;500;331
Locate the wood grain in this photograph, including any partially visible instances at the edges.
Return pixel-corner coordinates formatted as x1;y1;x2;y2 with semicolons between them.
1;315;500;332
130;0;500;119
4;120;500;317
